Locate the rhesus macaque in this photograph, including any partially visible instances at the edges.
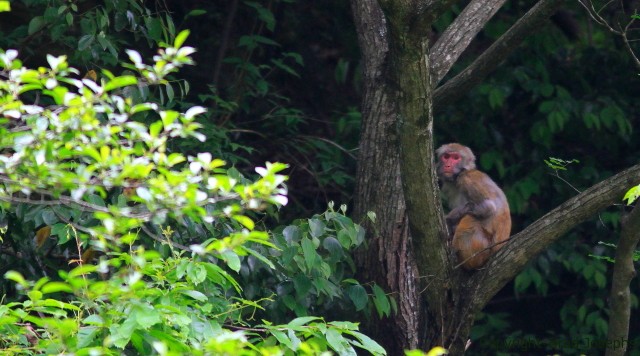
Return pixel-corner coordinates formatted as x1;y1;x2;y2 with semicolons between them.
436;143;511;270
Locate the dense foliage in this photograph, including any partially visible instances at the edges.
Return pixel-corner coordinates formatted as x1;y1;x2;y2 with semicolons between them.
0;27;390;354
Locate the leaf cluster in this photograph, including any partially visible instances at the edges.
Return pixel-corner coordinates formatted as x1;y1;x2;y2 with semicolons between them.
0;34;385;355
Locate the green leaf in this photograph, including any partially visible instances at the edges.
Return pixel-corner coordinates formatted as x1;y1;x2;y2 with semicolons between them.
165;83;175;102
28;290;43;302
322;236;344;257
243;246;275;269
149;120;163;137
50;223;71;243
78;34;94;50
337;229;352;248
308;218;325;238
40;298;80;310
301;237;319;270
160;110;180;126
145;17;163;42
174;30;190;48
372;284;390;318
326;328;355;356
345;330;387;355
176;259;189;279
623;185;640;204
292;274;312;298
346;284;368;311
41;281;73;294
0;1;10;12
514;271;532;291
287;316;321;329
77;326;99;348
40;209;57;226
238;35;279;48
180;289;208;301
85;194;106;207
186;9;207;17
68;265;98;278
233;215;255;230
28;16;44;35
271;58;299;77
135;305;161;328
270;329;293;349
104;75;137;92
82;146;101;161
245;2;276;31
282;225;301;243
220;250;241;272
4;271;27;287
187;263;207;285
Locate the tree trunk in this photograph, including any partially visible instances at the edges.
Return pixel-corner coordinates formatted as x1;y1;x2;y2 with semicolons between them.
350;0;424;351
605;204;640;356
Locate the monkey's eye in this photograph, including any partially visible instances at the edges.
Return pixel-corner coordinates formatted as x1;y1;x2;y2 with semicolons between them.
443;153;461;160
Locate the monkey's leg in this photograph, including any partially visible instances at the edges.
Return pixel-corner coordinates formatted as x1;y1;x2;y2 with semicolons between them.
452;216;492;269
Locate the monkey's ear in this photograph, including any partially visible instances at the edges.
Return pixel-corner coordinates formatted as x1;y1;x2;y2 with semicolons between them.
461;146;476;167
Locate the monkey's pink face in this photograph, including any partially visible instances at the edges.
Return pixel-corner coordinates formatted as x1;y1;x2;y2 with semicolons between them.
440;152;462;178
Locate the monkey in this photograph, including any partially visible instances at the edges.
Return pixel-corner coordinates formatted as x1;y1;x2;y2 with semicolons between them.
436;143;511;270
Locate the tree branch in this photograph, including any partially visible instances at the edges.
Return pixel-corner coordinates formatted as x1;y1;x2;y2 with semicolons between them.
430;0;508;86
471;163;640;309
433;0;564;111
605;202;640;356
577;0;640;72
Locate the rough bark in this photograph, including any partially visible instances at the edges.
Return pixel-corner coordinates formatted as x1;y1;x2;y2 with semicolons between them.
389;10;453;350
605;202;640;356
350;0;424;351
430;0;508;85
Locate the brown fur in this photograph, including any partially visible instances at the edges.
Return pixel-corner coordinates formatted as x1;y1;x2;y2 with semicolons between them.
437;143;511;269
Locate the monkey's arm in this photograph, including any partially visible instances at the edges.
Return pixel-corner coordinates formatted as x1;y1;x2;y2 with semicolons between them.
466;200;498;219
446;204;471;224
444;204;471;238
457;170;502;220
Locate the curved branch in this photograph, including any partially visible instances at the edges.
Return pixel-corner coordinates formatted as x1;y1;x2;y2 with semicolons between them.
433;0;564;111
471;163;640;309
430;0;508;85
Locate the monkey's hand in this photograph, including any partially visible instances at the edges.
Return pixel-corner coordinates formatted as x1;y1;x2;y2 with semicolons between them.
445;219;457;239
446;204;471;223
445;205;471;237
445;213;459;231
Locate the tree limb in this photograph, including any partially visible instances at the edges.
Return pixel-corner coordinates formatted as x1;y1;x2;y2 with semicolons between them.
471;163;640;309
605;202;640;356
433;0;564;111
430;0;508;85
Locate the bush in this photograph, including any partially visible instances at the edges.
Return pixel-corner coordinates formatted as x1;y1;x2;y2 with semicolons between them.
0;31;385;355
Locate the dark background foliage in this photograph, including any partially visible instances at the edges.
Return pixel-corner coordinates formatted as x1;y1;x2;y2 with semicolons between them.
1;0;639;353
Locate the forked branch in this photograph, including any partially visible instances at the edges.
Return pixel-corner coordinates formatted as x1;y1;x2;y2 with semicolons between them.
577;0;640;71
